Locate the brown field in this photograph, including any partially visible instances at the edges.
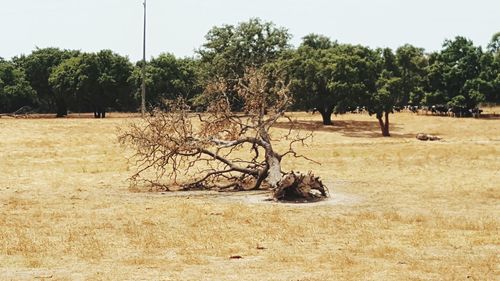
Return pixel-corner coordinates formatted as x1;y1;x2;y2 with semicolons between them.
0;111;499;281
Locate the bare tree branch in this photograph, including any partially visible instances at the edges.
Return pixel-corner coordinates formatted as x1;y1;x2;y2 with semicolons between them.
120;68;328;201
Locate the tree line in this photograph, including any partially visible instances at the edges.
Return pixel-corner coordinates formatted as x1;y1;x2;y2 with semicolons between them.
1;19;498;134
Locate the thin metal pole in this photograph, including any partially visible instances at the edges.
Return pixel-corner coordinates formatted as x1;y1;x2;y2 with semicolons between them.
141;0;147;117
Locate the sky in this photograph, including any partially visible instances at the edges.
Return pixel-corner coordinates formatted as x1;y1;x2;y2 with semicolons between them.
1;0;499;62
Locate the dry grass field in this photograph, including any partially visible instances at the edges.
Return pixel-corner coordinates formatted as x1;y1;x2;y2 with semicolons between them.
0;111;499;281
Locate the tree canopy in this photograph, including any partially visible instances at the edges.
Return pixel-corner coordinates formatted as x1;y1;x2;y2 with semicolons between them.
129;53;201;110
0;59;37;113
13;47;79;114
49;50;134;117
0;19;497;135
425;37;485;108
198;18;291;80
286;39;378;125
197;18;291;110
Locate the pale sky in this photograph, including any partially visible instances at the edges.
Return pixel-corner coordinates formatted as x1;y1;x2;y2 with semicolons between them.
1;0;499;62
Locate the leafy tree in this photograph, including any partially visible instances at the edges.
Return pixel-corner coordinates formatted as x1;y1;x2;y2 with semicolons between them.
129;54;201;109
365;49;404;137
198;18;291;109
486;55;500;103
94;50;135;113
424;52;445;106
364;46;427;136
395;44;428;105
301;34;335;50
13;48;79;114
487;32;500;54
426;37;484;108
48;56;81;116
49;51;134;117
447;95;467;108
286;43;336;123
421;91;448;107
287;39;378;125
0;59;37;113
479;33;500;103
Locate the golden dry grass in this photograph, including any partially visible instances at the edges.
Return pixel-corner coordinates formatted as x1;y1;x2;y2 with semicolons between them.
0;111;499;280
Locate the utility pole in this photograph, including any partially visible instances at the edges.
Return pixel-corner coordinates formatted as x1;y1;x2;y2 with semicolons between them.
141;0;147;117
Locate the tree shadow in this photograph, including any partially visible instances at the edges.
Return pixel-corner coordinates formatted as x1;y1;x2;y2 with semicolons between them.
275;119;415;139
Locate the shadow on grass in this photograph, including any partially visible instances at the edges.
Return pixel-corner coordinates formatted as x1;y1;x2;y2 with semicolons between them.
275;119;415;139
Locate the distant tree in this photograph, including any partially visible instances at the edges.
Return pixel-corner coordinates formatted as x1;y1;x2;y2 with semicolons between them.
395;44;428;105
447;94;467;109
198;18;291;109
426;37;484;108
129;54;202;109
424;52;445;106
0;59;37;113
286;43;336;122
287;40;378;125
49;51;134;117
13;47;79;114
365;48;404;137
48;56;81;116
421;91;448;107
364;46;427;136
479;33;500;103
301;34;335;50
93;50;135;113
487;32;500;54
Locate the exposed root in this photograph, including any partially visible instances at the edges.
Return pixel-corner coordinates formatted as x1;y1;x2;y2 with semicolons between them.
274;171;329;202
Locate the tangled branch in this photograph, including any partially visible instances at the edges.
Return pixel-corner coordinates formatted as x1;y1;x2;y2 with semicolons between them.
120;68;328;201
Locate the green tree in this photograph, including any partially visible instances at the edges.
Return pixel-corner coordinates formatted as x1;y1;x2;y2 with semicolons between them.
395;44;428;105
365;48;405;137
426;37;484;108
129;53;202;109
13;47;79;114
424;52;447;106
198;18;291;109
49;55;88;116
49;51;134;117
94;50;135;113
487;32;500;54
301;34;335;50
287;39;378;125
364;46;427;136
0;59;37;113
479;33;500;103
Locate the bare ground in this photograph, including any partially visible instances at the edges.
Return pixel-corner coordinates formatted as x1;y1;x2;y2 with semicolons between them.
0;111;499;280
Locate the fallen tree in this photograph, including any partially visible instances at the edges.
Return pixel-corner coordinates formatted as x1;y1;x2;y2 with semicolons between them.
119;68;328;201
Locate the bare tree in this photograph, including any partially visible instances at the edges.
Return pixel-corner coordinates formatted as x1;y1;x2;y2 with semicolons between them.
119;68;328;201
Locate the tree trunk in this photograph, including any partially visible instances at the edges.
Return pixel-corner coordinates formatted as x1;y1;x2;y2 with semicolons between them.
94;107;105;118
319;108;333;125
384;112;390;136
56;101;67;118
377;112;391;137
266;153;282;188
259;126;282;188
